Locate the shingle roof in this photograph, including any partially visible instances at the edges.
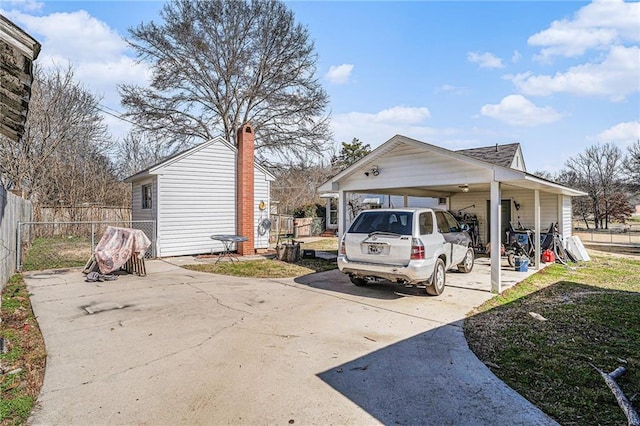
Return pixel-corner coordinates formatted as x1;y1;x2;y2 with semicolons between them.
456;143;520;168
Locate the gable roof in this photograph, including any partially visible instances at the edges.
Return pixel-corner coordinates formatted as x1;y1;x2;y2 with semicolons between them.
457;143;520;168
124;136;275;183
318;135;585;197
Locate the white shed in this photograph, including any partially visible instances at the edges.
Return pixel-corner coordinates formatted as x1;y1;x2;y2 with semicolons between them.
125;124;274;257
319;135;586;293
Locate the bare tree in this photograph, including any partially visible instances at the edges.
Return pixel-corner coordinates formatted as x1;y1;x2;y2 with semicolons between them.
271;161;335;215
120;0;332;166
114;131;177;179
563;143;629;228
0;63;124;206
625;140;640;190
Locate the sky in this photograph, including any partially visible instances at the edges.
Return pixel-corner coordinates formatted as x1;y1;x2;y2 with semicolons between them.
2;0;639;174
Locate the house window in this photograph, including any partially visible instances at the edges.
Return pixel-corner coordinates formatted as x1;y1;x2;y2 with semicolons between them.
329;199;338;226
438;197;447;205
142;184;152;209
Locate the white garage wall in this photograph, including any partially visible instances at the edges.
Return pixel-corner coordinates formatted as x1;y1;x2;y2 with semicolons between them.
131;177;156;223
450;188;564;244
254;168;272;249
341;144;494;192
156;141;237;257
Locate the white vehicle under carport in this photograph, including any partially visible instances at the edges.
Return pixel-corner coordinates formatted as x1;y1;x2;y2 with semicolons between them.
338;208;474;296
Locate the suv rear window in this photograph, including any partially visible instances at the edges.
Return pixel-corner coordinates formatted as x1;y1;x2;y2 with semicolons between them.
349;211;414;235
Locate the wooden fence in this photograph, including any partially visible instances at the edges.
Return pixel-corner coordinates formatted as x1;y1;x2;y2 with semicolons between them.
1;187;32;290
32;205;131;237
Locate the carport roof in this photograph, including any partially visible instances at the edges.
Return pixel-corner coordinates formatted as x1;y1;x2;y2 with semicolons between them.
319;135;586;197
457;143;521;169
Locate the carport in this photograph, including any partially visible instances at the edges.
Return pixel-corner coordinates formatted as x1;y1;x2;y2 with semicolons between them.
319;135;586;293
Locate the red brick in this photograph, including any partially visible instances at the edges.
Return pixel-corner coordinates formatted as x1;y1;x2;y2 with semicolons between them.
237;123;255;256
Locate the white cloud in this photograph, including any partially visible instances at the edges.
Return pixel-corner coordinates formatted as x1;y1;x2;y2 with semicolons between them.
480;95;563;126
3;9;152;140
467;51;504;69
331;106;446;148
595;120;640;145
435;84;467;95
2;0;43;12
325;64;354;84
330;107;522;153
528;0;640;60
374;106;431;123
511;50;521;63
511;45;639;101
5;10;128;62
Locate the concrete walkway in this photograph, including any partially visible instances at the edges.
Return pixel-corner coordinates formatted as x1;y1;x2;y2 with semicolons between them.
25;259;557;425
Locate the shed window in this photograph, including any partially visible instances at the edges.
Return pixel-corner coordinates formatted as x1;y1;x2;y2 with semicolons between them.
142;184;152;209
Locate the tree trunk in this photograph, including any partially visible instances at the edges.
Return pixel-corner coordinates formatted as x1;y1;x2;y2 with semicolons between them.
277;242;300;263
583;216;589;229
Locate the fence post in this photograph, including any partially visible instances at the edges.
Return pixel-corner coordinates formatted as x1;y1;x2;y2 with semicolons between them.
91;223;95;254
16;221;22;272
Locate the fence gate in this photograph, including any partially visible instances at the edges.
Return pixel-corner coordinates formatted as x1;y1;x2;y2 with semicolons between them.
17;220;156;272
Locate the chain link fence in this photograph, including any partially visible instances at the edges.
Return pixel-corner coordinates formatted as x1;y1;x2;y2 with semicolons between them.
17;220;156;272
574;229;640;245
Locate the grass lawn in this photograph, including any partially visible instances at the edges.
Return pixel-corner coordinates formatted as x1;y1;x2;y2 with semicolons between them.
0;275;46;425
22;236;91;271
464;253;640;425
298;237;339;253
183;257;337;278
185;237;339;278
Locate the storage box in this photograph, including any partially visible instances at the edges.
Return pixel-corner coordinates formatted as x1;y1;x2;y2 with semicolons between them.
301;249;316;259
514;257;529;272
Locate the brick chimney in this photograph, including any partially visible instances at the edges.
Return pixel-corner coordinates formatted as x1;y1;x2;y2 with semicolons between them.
236;123;255;256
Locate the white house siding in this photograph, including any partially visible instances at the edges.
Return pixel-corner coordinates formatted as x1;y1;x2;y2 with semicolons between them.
156;142;237;257
510;149;526;171
391;195;441;208
342;144;494;192
254;168;271;249
359;194;440;209
450;188;565;244
131;177;156;222
449;192;494;244
559;195;573;242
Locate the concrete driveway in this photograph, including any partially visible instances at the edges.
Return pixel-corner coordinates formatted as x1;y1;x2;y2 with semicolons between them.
25;259;557;425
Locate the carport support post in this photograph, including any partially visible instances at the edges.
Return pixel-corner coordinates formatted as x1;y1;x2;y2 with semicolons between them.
534;189;541;270
490;180;501;293
338;190;348;237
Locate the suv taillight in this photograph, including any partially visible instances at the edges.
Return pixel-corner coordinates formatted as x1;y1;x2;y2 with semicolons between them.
410;238;425;260
339;239;346;255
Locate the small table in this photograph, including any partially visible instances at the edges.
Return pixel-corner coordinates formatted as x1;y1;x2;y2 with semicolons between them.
210;234;248;264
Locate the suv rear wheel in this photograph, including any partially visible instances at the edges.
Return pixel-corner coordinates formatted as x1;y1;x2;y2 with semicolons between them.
457;247;474;273
426;258;446;296
349;275;368;286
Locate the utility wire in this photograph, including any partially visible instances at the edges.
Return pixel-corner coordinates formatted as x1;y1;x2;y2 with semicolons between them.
96;105;142;128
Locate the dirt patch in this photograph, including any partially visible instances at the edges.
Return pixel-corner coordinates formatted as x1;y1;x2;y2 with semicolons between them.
585;244;640;258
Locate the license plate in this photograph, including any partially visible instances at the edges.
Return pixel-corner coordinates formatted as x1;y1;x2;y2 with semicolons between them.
368;245;382;254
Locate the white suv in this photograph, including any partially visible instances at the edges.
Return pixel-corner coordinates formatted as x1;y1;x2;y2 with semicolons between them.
338;208;474;295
